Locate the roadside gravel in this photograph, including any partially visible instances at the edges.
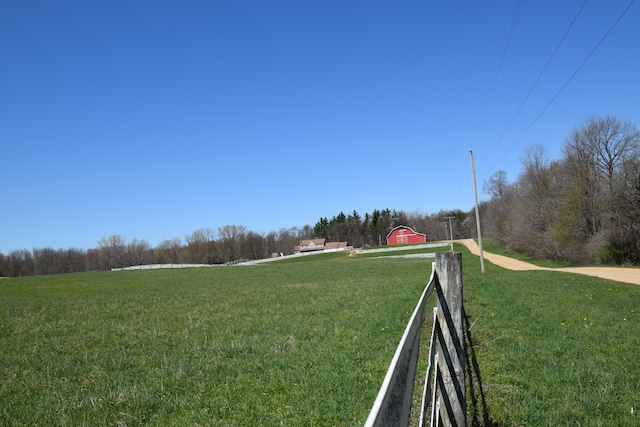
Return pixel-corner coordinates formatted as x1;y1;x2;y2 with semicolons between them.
458;239;640;286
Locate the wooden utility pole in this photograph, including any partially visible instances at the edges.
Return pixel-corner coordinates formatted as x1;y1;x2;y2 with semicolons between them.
445;216;454;252
469;150;485;273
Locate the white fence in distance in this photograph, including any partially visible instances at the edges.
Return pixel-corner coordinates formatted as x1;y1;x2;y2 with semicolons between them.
111;263;221;271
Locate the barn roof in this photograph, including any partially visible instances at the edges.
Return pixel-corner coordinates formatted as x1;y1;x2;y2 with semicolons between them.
385;225;426;240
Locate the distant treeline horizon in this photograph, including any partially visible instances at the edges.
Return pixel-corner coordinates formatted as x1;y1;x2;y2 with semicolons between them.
3;115;639;277
0;207;471;277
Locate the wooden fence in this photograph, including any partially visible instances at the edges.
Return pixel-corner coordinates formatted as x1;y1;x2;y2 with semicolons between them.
364;251;466;427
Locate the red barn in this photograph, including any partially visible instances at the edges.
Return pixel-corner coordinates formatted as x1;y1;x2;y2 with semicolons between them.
386;225;426;245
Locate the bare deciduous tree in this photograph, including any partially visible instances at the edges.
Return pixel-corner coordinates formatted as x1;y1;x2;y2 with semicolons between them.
481;170;512;246
97;235;127;270
218;225;247;262
6;249;34;277
154;238;182;264
483;170;509;200
33;247;59;275
567;115;640;191
127;238;151;266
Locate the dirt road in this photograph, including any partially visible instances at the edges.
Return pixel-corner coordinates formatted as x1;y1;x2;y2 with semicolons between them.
458;239;640;286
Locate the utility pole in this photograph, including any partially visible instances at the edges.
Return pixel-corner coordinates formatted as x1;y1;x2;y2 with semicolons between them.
445;216;454;252
469;149;486;273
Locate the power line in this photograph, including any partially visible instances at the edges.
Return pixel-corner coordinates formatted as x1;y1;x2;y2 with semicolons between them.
455;1;521;209
470;0;522;148
484;0;636;178
478;0;588;171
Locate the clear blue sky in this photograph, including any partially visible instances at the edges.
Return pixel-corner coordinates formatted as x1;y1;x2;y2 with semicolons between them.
2;1;638;253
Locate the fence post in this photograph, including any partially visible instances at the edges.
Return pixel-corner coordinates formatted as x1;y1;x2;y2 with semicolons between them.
435;252;466;426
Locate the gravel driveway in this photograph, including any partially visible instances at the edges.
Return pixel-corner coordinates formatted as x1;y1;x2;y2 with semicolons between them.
459;239;640;286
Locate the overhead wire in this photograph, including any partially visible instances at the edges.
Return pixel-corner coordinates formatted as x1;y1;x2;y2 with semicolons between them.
483;0;636;178
470;0;522;147
455;1;522;208
477;0;588;171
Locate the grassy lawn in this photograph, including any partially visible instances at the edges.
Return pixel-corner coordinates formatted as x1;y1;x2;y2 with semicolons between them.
460;244;640;426
478;240;571;268
0;253;430;426
355;244;450;259
2;246;639;426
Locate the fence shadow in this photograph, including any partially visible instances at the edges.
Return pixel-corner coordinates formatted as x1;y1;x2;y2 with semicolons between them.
464;308;501;427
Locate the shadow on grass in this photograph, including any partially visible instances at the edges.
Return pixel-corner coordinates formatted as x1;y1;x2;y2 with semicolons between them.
465;309;502;427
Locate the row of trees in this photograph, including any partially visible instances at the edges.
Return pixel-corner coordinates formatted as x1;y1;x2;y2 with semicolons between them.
8;114;633;275
0;225;312;276
479;115;640;265
0;209;470;277
313;208;470;247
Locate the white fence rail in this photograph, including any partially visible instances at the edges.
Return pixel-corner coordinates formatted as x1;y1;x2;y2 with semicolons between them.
111;263;220;271
365;252;466;427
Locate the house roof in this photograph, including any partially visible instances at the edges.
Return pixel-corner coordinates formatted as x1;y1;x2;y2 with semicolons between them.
295;239;348;252
295;245;325;252
324;241;348;249
299;239;326;246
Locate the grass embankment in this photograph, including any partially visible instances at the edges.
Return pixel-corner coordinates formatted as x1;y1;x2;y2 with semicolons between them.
461;244;640;426
0;252;431;426
479;240;570;268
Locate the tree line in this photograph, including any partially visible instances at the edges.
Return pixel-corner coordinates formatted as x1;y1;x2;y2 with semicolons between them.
4;115;635;276
479;115;640;265
0;209;469;277
312;208;469;247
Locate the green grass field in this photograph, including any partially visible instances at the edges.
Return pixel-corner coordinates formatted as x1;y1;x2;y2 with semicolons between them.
461;246;640;426
0;252;430;426
1;245;639;426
